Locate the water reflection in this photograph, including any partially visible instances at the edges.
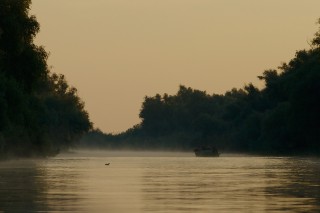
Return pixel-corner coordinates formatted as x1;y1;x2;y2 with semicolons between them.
264;158;320;212
0;160;49;212
42;158;85;212
141;157;320;212
0;154;319;213
0;158;84;212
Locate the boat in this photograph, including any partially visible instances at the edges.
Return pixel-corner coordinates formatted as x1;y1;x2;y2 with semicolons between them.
194;146;220;157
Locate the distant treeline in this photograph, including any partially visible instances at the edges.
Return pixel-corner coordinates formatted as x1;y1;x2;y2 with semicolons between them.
0;0;92;158
81;19;320;155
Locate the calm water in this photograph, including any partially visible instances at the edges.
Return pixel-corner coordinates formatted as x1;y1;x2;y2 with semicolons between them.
0;150;319;213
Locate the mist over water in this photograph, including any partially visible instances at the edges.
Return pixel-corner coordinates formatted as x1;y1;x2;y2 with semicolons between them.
0;150;319;212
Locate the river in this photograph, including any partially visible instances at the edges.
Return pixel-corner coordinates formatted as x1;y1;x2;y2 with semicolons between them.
0;150;319;212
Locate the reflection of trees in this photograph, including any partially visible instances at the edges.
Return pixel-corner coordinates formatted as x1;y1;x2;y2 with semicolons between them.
0;159;83;212
0;160;49;212
264;158;320;212
141;158;320;212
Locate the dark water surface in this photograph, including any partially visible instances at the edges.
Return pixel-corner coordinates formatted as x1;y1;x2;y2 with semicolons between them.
0;150;319;212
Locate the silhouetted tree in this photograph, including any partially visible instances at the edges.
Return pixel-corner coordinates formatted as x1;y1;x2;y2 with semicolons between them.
82;18;320;156
0;0;92;158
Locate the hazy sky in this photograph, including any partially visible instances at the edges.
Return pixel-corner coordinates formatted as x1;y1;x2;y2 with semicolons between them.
31;0;320;133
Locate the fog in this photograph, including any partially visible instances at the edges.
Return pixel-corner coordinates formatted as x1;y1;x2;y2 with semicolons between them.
60;149;193;158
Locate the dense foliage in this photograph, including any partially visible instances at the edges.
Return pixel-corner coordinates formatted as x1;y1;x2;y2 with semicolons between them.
0;0;92;158
82;19;320;155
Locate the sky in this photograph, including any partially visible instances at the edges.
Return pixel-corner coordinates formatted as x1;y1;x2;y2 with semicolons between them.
31;0;320;133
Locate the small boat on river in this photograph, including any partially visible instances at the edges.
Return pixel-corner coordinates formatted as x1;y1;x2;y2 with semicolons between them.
194;146;220;157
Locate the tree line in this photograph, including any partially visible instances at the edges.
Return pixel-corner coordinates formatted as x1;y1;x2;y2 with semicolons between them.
82;19;320;155
0;0;92;158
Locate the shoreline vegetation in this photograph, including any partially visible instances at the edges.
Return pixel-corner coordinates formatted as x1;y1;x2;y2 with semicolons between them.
80;19;320;156
0;0;92;159
1;0;320;158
